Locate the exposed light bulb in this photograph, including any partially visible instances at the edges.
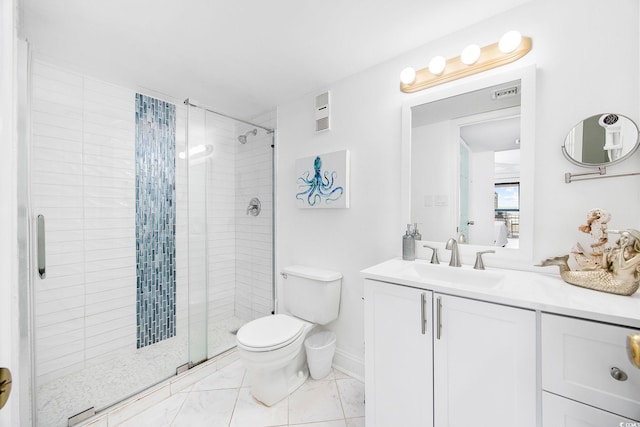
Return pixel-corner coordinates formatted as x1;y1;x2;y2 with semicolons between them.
460;44;481;65
499;31;522;54
400;67;416;85
428;56;446;75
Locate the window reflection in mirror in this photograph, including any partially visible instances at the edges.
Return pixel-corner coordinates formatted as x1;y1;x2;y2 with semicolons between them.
411;79;522;247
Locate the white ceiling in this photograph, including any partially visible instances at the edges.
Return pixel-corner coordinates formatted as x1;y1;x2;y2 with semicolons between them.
461;116;521;153
21;0;530;120
411;79;521;152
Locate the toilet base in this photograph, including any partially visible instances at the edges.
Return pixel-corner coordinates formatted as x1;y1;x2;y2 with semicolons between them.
246;341;309;406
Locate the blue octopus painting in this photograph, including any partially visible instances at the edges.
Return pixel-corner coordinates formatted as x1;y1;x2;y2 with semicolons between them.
296;155;344;206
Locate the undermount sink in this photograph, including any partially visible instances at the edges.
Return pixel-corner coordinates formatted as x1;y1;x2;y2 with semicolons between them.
397;261;505;288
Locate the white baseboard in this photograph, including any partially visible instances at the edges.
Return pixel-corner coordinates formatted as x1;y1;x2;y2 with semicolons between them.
332;347;364;382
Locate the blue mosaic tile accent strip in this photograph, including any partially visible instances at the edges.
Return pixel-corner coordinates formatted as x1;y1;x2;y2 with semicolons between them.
135;93;177;349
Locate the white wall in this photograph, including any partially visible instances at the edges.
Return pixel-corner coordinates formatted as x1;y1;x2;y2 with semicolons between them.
276;0;640;374
411;122;455;242
0;0;20;424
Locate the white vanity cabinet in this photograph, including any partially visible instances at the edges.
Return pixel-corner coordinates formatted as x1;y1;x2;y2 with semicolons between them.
433;293;536;427
364;279;537;427
542;392;638;426
364;279;434;427
541;313;640;423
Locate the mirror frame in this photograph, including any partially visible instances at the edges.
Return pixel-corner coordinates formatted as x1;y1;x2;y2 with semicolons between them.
401;65;536;265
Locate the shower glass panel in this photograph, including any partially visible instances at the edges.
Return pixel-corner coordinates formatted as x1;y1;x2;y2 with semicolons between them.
184;105;274;359
186;105;208;365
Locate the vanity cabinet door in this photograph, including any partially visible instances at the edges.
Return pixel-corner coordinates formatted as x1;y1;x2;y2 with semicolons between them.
541;313;640;421
364;279;433;427
543;391;637;426
433;293;536;427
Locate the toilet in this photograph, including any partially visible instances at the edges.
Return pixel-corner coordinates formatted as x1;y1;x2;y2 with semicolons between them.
236;265;342;406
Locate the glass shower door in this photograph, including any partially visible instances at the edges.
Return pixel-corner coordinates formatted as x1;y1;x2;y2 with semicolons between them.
29;60;193;426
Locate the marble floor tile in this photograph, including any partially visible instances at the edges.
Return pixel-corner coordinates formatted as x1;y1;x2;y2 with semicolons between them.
191;360;246;391
117;392;187;427
229;388;288;427
345;417;365;427
288;379;344;425
290;421;347;427
171;388;238;427
336;378;365;418
106;349;367;427
332;369;351;380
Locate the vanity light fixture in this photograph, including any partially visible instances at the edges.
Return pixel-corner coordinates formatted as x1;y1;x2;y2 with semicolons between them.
400;31;532;93
428;55;447;75
498;30;523;54
460;44;481;65
400;67;417;85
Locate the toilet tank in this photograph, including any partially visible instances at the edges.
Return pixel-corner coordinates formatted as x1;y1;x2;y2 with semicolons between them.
282;265;342;325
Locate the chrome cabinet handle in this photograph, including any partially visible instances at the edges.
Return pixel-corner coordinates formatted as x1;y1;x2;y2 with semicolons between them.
420;293;427;335
436;296;442;340
37;214;46;279
610;367;628;381
628;333;640;369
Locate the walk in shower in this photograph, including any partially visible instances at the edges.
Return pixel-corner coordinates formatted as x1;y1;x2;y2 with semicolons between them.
27;59;274;426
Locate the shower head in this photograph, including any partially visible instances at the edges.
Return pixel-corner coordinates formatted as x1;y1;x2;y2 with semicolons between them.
238;128;258;144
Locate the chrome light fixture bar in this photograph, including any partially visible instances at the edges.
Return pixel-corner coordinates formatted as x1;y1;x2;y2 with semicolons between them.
400;31;532;93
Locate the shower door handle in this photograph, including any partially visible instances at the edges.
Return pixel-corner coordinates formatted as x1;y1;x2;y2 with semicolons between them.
37;214;46;279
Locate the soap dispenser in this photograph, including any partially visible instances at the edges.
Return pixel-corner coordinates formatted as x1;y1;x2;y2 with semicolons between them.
412;223;422;241
402;224;416;261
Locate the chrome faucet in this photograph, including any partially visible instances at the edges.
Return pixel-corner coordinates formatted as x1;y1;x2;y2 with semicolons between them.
423;245;440;264
445;238;461;267
474;250;495;270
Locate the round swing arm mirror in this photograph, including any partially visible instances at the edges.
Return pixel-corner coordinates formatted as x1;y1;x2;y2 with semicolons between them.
562;113;640;167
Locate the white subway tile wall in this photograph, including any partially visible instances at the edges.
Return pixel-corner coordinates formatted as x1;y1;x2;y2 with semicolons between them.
235;112;274;321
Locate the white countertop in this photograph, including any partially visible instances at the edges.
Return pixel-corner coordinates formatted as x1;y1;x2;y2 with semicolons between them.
361;258;640;328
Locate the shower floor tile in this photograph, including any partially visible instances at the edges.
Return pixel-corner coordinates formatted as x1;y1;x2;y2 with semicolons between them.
37;316;245;427
110;359;365;427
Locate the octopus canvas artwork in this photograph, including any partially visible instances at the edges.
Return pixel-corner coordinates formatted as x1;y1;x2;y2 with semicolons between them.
295;150;350;208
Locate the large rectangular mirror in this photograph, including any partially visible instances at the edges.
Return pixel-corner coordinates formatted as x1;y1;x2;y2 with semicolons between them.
401;66;535;263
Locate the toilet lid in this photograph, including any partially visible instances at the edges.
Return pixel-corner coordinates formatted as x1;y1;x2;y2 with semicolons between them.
237;314;305;350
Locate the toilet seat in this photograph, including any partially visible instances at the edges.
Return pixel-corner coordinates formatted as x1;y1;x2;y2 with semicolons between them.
237;314;305;352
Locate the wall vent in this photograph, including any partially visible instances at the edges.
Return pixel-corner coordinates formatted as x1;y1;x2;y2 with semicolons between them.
315;91;331;132
491;85;519;100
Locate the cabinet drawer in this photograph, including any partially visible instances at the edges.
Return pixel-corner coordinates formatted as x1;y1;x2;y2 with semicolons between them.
543;392;637;426
542;313;640;421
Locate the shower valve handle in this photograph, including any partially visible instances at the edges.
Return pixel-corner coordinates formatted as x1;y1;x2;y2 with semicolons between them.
246;198;261;216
